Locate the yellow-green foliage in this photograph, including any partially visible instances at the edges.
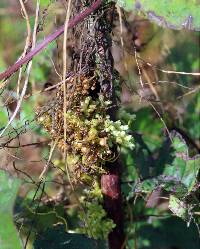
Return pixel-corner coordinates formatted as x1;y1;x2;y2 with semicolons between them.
37;76;134;183
78;183;116;240
78;201;116;240
36;74;134;239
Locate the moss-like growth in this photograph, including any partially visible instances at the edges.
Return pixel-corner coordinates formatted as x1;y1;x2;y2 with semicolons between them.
37;75;134;183
36;75;134;239
78;183;116;240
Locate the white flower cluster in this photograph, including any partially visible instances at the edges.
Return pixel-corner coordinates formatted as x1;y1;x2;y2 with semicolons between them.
105;118;134;149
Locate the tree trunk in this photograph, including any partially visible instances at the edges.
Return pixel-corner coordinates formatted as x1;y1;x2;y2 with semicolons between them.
101;163;125;249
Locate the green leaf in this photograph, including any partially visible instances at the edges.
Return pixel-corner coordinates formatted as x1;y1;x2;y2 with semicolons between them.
0;170;22;249
168;195;189;220
15;196;68;233
135;132;200;196
164;132;200;192
33;226;108;249
135;175;188;197
115;0;200;31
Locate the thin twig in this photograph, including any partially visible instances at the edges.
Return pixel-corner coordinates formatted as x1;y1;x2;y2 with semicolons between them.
2;140;50;148
0;0;102;81
139;56;200;76
152;80;193;90
177;85;200;99
148;100;172;141
17;0;32;98
0;1;40;138
134;46;144;88
39;138;58;180
63;0;72;181
142;67;160;101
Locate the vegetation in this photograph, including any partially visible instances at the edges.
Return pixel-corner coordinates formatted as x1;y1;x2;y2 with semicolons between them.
0;1;199;249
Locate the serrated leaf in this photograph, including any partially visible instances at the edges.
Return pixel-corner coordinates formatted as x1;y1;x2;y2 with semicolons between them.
33;226;108;249
135;175;188;197
163;132;200;192
134;132;200;197
115;0;200;31
0;170;22;249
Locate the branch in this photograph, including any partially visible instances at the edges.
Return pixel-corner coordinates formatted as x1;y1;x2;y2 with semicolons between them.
0;0;102;81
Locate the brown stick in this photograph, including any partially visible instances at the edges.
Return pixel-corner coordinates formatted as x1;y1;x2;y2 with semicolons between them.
0;0;102;81
101;164;125;249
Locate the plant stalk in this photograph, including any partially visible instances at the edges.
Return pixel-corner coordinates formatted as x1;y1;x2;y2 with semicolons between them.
101;165;125;249
0;0;102;81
